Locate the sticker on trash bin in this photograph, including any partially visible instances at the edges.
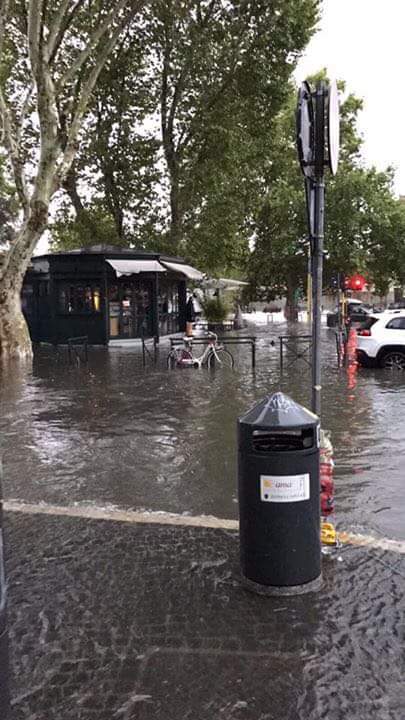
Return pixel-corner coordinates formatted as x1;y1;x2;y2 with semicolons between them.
260;474;310;503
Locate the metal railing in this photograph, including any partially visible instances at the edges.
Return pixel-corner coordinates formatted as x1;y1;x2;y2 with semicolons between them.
193;320;234;332
141;330;158;366
67;336;88;365
279;335;312;372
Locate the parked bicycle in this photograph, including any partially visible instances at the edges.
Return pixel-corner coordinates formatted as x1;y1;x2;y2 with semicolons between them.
167;332;234;369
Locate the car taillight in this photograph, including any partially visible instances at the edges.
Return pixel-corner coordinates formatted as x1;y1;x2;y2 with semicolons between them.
357;329;371;336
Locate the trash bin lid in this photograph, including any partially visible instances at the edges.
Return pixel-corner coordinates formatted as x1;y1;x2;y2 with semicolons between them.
239;392;318;430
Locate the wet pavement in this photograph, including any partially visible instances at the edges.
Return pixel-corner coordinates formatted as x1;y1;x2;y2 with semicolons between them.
6;511;405;720
1;320;405;718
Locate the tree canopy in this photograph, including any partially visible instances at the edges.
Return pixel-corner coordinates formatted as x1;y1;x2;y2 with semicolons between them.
248;73;405;307
50;0;321;275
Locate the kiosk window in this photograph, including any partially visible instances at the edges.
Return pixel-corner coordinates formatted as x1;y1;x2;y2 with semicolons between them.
58;283;102;314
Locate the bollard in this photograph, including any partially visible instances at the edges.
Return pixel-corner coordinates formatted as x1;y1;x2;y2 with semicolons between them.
238;392;321;595
0;459;10;718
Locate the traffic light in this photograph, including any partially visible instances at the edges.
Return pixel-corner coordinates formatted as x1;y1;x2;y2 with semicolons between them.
330;272;339;290
329;272;347;291
348;274;366;292
339;273;348;291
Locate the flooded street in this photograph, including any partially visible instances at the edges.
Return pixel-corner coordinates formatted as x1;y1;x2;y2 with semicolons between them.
1;320;405;720
1;320;404;541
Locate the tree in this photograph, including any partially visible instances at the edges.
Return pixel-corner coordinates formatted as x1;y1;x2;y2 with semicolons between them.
51;0;321;275
136;0;321;269
248;75;405;316
0;0;142;359
50;202;122;251
50;23;162;250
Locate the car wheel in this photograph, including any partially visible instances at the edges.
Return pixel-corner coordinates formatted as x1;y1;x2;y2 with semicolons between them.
356;350;372;368
380;350;405;370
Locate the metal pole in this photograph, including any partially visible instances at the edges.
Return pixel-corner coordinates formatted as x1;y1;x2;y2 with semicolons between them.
337;274;341;331
0;459;11;718
141;327;145;366
307;246;312;325
311;179;325;416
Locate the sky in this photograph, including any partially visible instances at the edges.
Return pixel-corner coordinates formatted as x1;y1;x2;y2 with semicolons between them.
295;0;405;196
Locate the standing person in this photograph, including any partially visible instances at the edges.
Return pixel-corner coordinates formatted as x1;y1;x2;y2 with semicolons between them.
192;291;203;320
185;294;195;337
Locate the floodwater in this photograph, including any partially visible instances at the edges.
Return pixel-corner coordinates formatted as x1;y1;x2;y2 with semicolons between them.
1;319;404;542
2;319;405;720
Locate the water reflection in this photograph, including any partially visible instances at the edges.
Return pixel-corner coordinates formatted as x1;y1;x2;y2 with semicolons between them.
1;323;404;539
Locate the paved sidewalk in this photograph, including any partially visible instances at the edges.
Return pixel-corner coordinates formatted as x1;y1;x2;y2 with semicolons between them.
5;511;405;720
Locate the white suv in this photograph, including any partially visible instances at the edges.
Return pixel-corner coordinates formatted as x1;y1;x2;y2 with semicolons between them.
356;310;405;369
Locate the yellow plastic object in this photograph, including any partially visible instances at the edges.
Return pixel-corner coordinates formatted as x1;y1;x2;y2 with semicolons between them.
321;522;337;546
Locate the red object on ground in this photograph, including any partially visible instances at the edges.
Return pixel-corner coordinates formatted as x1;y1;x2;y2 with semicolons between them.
320;462;333;476
321;492;334;515
320;475;335;514
320;476;334;494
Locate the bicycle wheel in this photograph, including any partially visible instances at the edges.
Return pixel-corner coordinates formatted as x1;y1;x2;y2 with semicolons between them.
207;347;234;369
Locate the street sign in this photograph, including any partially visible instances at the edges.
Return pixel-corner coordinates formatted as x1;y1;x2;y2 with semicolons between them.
296;81;314;178
314;80;326;176
327;80;340;175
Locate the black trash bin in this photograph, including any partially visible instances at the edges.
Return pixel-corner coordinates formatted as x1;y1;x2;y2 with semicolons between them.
238;391;321;596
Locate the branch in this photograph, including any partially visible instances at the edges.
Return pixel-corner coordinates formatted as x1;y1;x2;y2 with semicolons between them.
160;29;170;148
177;20;263;153
63;163;85;215
46;0;86;64
15;84;34;145
27;0;44;80
162;0;220;157
57;0;131;91
199;0;217;28
0;89;29;217
56;3;141;187
46;0;74;59
0;0;10;59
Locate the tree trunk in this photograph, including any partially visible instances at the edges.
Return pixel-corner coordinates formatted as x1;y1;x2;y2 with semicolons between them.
0;276;32;360
162;128;182;251
285;280;299;322
169;172;182;251
0;209;48;360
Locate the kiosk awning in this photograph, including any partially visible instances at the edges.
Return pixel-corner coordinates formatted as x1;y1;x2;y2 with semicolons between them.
106;259;166;276
161;261;204;280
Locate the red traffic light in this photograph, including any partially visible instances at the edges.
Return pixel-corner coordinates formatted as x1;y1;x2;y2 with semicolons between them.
348;274;366;292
